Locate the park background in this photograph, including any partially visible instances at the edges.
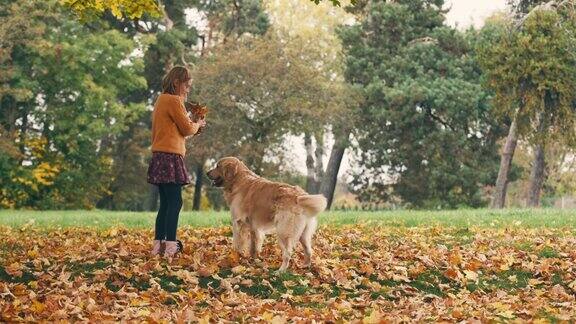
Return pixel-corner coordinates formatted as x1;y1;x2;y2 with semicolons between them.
2;0;576;212
2;0;576;321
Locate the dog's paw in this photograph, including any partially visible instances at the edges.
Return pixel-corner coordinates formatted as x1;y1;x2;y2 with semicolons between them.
275;266;290;275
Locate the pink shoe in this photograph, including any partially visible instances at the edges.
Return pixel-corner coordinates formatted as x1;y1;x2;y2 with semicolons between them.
163;240;182;258
151;240;164;256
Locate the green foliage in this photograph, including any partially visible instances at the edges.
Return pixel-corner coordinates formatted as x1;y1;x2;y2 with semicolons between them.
60;0;161;20
0;1;147;209
196;0;270;41
507;0;548;15
309;0;356;7
477;5;576;146
190;35;339;175
339;0;502;208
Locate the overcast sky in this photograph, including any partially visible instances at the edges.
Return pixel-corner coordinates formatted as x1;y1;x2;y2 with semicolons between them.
445;0;508;28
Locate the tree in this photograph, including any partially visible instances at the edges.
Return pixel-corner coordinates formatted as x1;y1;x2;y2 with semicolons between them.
497;140;576;207
265;0;359;203
478;2;576;207
507;0;551;16
79;0;270;211
190;35;339;179
0;0;147;209
474;14;522;209
339;0;503;208
59;0;353;21
60;0;161;20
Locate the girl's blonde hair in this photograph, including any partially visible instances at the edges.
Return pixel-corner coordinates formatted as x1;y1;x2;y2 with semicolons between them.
161;66;191;95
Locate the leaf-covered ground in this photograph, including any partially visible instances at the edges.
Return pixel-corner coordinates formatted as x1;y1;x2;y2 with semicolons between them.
1;224;575;322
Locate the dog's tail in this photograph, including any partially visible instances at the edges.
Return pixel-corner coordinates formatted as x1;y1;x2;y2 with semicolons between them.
297;194;327;217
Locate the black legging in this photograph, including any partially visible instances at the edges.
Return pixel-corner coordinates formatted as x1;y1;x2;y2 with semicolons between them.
154;184;183;241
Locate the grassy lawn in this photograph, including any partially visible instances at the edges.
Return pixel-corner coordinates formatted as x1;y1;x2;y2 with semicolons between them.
0;208;576;229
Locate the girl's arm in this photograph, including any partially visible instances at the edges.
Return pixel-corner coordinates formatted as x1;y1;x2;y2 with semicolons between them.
168;97;201;137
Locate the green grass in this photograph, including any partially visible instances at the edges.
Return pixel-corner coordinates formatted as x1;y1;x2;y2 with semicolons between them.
0;208;576;229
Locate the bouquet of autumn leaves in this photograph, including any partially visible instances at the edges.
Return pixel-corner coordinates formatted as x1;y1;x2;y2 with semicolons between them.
185;101;208;134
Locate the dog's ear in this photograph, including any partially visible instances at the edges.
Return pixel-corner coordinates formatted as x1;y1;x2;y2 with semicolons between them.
222;161;238;181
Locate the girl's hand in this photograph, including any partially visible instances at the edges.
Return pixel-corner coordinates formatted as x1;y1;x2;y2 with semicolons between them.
195;119;207;135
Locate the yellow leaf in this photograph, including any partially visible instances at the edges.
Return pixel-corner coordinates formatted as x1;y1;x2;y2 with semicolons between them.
130;299;150;307
110;4;122;18
363;309;381;324
448;250;462;266
27;248;39;258
198;314;210;324
491;302;510;312
498;310;515;319
6;262;23;277
136;309;151;317
569;279;576;292
528;278;543;286
261;311;275;321
231;265;246;274
463;270;478;282
30;300;46;313
392;274;410;282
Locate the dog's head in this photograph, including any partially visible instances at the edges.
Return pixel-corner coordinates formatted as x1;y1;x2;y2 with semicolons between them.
206;157;245;187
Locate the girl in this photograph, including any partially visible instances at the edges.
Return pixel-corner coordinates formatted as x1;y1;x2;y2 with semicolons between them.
147;66;206;257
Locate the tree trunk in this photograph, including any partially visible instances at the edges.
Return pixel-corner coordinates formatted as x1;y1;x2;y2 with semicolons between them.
18;105;28;164
192;161;205;211
147;185;159;211
320;128;351;209
313;131;325;194
526;98;551;208
304;132;316;193
490;119;518;209
527;144;546;207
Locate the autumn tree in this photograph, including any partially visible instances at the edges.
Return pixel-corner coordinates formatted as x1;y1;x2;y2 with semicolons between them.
265;0;359;205
60;0;161;20
190;35;339;176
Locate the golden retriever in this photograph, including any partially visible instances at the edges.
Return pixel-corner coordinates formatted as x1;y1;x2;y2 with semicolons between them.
206;157;327;272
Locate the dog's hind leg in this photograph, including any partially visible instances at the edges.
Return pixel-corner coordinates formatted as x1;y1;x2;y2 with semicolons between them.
277;236;294;273
299;217;317;268
275;211;306;272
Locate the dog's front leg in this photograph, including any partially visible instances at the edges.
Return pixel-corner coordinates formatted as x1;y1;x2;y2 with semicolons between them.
233;220;252;257
231;218;242;252
250;230;264;259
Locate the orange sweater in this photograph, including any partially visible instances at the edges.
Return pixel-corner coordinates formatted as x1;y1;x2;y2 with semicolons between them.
151;93;200;156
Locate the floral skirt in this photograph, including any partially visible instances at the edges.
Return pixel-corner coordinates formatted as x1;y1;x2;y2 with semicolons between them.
147;152;191;185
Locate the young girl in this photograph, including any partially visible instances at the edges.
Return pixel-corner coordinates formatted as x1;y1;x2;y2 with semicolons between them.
147;66;206;257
